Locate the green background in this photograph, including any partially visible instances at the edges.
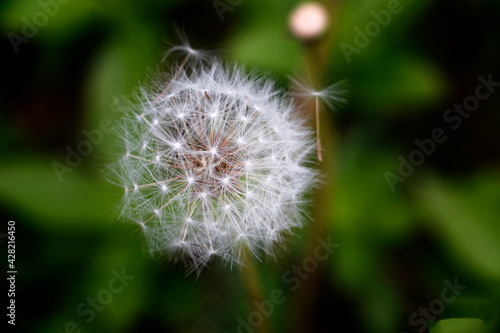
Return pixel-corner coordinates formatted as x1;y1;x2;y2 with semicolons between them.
1;0;499;332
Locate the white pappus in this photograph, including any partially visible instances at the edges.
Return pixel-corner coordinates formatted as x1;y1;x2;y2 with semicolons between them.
110;47;318;273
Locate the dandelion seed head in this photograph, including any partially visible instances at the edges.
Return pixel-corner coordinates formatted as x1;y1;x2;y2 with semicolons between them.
110;52;317;273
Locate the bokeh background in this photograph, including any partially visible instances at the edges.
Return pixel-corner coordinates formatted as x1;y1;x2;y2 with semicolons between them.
1;0;500;332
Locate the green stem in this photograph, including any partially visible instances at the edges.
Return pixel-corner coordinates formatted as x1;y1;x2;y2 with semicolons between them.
291;0;344;330
241;248;269;333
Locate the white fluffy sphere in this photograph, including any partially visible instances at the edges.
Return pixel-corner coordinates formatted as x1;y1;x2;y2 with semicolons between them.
111;56;316;272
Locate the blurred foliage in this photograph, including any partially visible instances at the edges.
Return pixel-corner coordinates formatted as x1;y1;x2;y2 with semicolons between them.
1;0;499;332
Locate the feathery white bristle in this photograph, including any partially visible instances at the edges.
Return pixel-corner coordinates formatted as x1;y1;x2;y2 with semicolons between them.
290;76;349;109
110;51;317;273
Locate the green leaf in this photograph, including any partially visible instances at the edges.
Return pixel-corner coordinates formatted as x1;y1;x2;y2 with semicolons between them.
430;318;485;333
0;155;116;230
353;54;445;113
332;0;444;114
335;129;414;241
414;173;500;280
227;0;300;75
84;23;162;156
329;130;410;333
1;0;101;38
229;24;300;75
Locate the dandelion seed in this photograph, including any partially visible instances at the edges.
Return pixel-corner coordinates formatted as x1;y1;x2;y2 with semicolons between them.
290;77;348;161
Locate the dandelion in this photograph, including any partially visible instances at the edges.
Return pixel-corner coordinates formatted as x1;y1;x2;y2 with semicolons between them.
110;48;317;273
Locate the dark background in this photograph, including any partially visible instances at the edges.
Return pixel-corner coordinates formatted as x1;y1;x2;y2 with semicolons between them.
1;0;499;332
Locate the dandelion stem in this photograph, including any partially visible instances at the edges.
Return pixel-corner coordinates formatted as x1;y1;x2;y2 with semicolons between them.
315;96;322;162
292;1;344;330
241;247;269;333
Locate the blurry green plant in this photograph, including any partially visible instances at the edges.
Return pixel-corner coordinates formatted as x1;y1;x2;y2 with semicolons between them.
0;0;499;332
